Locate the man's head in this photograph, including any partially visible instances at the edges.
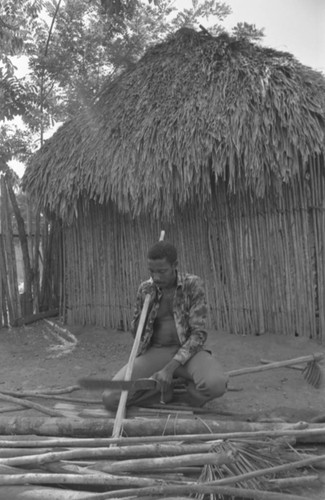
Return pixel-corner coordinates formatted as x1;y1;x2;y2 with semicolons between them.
147;242;178;289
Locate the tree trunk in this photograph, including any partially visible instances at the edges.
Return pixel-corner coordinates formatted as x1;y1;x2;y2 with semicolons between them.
39;218;61;311
32;210;41;313
0;177;20;323
5;176;33;316
0;236;7;327
40;215;48;310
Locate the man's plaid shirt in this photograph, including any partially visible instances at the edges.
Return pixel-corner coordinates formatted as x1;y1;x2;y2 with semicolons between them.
130;272;208;365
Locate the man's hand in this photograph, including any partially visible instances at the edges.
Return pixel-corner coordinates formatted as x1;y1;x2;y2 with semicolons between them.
152;359;181;403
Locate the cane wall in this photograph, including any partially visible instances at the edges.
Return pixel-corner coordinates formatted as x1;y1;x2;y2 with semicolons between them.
62;158;325;342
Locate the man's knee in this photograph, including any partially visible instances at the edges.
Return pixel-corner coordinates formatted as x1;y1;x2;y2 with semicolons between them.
202;372;228;399
102;390;120;411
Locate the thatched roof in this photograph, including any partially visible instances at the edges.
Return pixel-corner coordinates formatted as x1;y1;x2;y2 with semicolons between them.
23;28;325;222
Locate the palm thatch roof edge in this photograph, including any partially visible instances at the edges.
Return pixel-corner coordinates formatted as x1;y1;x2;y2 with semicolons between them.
23;28;325;222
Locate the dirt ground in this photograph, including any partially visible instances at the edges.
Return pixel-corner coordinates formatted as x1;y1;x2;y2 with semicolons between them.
1;320;325;499
1;318;325;421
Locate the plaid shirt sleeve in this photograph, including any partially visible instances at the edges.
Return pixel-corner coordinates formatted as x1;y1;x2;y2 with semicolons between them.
172;275;208;365
130;281;151;337
130;288;142;338
130;280;156;337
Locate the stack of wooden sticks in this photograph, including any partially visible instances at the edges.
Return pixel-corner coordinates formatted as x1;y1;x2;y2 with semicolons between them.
0;386;325;500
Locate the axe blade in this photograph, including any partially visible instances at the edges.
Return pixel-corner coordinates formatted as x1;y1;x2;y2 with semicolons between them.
78;377;158;391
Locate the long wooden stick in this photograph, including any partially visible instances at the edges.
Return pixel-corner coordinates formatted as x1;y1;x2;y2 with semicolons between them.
0;416;314;434
0;393;66;418
0;443;218;467
227;353;323;377
100;450;234;473
0;485;102;500
0;424;325;444
111;293;151;439
209;452;325;486
81;482;312;500
0;472;166;487
266;474;320;490
0;406;26;414
260;359;304;370
1;386;80;396
111;230;165;439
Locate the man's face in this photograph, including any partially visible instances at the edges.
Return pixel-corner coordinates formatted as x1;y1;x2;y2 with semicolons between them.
148;258;177;289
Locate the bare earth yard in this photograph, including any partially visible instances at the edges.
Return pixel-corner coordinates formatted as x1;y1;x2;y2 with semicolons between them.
1;320;325;420
0;320;325;499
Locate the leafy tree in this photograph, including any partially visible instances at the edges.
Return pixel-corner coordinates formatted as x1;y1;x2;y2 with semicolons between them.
232;21;264;41
0;0;44;121
2;0;264;149
0;0;264;320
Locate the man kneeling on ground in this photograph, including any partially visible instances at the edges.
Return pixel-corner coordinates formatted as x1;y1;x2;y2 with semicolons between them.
103;241;228;410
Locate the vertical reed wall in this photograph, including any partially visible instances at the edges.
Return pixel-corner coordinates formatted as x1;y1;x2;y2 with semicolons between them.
62;158;325;342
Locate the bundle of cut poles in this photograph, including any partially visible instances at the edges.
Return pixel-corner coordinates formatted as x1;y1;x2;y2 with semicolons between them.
0;410;325;500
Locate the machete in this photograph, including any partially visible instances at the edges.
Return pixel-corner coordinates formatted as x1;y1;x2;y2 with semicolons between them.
78;377;158;391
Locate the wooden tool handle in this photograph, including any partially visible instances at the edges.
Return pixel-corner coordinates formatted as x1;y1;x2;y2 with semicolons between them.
227;353;324;378
260;359;303;371
111;293;151;438
112;229;165;439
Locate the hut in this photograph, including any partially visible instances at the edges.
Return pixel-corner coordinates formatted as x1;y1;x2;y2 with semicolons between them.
23;28;325;341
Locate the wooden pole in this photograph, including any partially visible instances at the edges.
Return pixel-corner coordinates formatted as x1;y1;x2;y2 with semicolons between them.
0;485;96;500
0;443;219;467
79;482;312;500
99;450;234;473
0;472;163;487
111;230;165;439
111;293;151;439
0;393;67;418
227;353;323;377
0;424;325;443
0;416;324;439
